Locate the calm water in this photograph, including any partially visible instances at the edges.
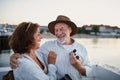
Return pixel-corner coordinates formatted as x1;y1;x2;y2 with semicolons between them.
0;38;120;69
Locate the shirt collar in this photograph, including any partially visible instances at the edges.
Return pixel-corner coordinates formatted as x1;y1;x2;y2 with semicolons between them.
56;38;75;48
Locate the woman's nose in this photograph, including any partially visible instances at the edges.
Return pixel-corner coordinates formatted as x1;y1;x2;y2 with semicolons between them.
40;36;43;39
39;34;43;39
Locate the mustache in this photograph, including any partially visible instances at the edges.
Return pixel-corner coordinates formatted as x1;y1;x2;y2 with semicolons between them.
56;34;66;38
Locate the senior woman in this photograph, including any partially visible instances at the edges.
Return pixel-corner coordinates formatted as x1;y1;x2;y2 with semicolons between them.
9;22;57;80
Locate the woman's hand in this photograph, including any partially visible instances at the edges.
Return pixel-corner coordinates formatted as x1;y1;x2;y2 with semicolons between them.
48;51;57;64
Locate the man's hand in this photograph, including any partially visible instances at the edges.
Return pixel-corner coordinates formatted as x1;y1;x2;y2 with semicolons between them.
69;53;86;76
10;53;23;69
48;51;57;64
69;53;82;68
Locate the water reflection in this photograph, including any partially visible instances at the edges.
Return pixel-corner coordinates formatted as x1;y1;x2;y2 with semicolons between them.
0;38;120;69
92;38;98;44
0;50;12;67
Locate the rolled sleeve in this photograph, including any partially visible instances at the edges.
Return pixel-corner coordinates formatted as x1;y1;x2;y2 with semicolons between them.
85;65;94;77
48;64;57;80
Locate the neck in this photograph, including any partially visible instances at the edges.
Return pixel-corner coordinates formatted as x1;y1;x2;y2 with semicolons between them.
27;49;36;58
27;49;45;70
63;38;74;45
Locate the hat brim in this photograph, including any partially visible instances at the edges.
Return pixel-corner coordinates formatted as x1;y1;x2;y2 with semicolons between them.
48;20;78;36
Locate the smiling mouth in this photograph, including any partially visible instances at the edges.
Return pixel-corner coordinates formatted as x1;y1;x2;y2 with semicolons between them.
57;34;66;38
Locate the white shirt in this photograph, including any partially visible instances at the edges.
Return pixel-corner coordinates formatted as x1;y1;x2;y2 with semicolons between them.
13;53;57;80
36;39;92;80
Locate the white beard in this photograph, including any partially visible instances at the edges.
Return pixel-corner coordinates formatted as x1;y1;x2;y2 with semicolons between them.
57;36;67;44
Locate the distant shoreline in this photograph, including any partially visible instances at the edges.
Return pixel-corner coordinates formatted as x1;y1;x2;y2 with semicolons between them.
41;32;120;38
0;32;119;39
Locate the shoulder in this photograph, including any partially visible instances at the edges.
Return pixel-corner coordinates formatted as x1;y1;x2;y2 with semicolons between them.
14;58;34;75
41;40;57;47
44;40;56;45
15;57;41;73
17;58;33;68
14;58;45;80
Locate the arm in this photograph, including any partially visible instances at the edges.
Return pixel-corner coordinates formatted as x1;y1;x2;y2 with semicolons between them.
47;51;57;80
69;46;92;76
69;53;86;76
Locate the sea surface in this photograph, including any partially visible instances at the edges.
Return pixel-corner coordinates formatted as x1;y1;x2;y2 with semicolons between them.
0;38;120;69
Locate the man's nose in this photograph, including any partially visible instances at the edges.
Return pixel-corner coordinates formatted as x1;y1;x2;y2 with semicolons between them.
56;30;62;35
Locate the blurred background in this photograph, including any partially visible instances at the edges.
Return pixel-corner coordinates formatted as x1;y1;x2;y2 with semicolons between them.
0;0;120;70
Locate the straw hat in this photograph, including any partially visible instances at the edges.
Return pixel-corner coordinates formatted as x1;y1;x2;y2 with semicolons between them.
48;15;78;36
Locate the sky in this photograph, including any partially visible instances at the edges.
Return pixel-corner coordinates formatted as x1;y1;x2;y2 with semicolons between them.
0;0;120;27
